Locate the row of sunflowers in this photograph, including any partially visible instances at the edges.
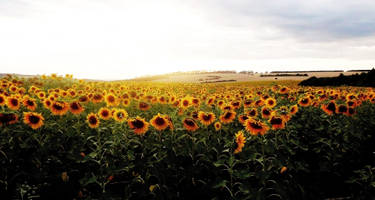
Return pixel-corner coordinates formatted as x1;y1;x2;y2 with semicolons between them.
1;74;375;199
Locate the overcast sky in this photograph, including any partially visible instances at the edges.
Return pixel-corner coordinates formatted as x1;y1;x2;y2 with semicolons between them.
1;0;375;80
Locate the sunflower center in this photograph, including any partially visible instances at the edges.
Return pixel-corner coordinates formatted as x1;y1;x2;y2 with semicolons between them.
262;109;270;115
101;110;109;117
327;102;336;112
338;105;347;113
184;119;195;127
183;100;189;106
29;115;40;124
132;120;145;129
53;103;63;110
89;116;97;124
0;97;4;103
108;96;115;102
11;99;19;106
155;117;166;126
270;117;282;125
224;112;232;119
203;114;211;121
71;103;79;110
250;122;263;130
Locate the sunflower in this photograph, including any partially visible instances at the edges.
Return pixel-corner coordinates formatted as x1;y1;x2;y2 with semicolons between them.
181;97;191;109
254;99;264;107
150;113;169;131
182;118;199;132
0;113;18;126
122;99;130;107
6;96;20;110
243;99;253;108
139;102;151;111
50;101;69;116
43;99;52;109
98;107;112;120
198;111;216;126
321;100;336;115
298;97;311;107
87;113;100;128
37;91;46;99
105;93;118;107
244;118;269;136
191;98;200;107
269;115;285;130
69;101;84;115
128;116;149;135
78;95;89;103
22;97;37;111
261;107;272;119
346;107;355;116
238;114;249;124
279;87;289;94
214;122;222;131
23;112;44;129
234;131;246;154
92;94;104;103
246;108;258;118
289;105;298;115
219;110;236;124
265;98;277;108
337;105;348;114
231;101;241;109
347;100;356;108
0;94;6;106
113;109;128;122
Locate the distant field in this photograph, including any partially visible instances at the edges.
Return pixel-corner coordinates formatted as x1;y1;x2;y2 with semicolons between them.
133;71;362;83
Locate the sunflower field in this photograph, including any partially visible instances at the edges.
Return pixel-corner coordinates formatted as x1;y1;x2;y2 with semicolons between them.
1;74;375;199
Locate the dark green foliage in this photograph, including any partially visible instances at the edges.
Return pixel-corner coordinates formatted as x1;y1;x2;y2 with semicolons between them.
299;69;375;87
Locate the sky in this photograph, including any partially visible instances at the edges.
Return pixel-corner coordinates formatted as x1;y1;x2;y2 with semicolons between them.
1;0;375;80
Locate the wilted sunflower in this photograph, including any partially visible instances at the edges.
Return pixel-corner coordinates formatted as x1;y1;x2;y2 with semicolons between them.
23;97;37;111
150;113;169;131
0;113;18;126
244;118;269;136
23;112;44;129
321;101;337;115
113;109;128;122
198;111;216;126
265;98;277;108
0;94;6;106
139;102;151;111
98;107;112;120
219;110;236;124
87;113;100;128
128;117;149;135
269;115;285;130
69;101;84;115
234;130;246;154
214;122;222;131
105;93;118;107
182;118;199;132
298;97;311;107
6;96;20;110
50;101;69;116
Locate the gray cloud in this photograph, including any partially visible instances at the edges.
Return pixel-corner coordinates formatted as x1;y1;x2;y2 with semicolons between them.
202;0;375;40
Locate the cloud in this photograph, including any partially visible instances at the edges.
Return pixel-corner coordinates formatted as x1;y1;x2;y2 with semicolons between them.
201;0;375;40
